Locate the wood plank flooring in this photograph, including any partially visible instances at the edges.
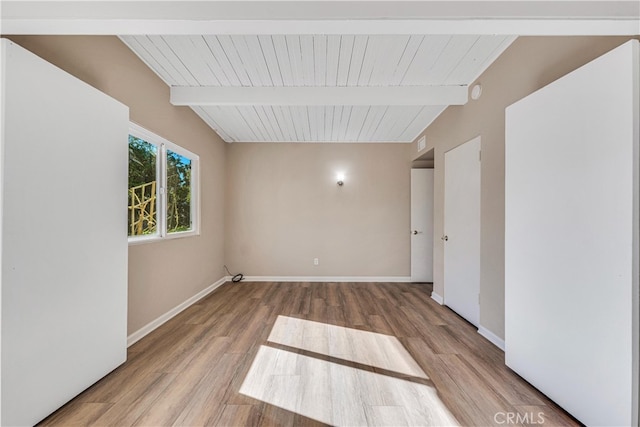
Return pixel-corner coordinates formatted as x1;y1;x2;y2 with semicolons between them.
38;282;580;426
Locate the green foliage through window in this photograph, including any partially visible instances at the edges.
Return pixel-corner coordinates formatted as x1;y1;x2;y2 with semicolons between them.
128;136;157;236
128;124;198;241
166;150;192;233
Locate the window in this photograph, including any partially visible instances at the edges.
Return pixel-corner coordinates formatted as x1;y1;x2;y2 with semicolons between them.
128;123;199;243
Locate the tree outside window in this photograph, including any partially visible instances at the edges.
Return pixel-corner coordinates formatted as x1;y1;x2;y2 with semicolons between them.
166;150;192;233
128;135;158;237
128;123;199;242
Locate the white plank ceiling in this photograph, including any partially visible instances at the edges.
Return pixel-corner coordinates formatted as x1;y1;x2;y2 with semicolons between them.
5;2;637;142
121;34;515;142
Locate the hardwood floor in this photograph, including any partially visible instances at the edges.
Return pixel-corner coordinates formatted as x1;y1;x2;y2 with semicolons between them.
39;282;579;426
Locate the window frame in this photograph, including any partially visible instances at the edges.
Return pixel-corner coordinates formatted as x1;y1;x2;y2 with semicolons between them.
128;122;200;244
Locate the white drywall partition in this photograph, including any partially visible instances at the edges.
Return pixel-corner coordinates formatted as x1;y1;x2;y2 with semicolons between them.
0;39;129;426
505;40;639;426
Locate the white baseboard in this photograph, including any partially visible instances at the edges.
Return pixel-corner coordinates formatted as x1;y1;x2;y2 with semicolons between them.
127;276;228;347
478;326;505;351
431;291;444;305
241;276;411;283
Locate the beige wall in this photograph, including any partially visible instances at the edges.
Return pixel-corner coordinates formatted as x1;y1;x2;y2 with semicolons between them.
410;36;637;339
7;34;636;342
4;36;227;335
225;143;411;277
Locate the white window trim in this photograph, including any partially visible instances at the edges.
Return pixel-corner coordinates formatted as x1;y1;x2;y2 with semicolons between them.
128;122;200;244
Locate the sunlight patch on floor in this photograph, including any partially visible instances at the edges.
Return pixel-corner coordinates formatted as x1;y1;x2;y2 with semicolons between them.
240;317;459;426
268;315;428;379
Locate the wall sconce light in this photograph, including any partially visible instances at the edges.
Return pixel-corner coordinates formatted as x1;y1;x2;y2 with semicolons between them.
336;173;345;186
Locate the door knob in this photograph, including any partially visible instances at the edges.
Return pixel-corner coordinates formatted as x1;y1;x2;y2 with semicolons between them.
441;235;448;241
412;230;419;235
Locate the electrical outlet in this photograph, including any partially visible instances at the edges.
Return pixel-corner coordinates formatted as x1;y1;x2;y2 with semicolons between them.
313;258;319;266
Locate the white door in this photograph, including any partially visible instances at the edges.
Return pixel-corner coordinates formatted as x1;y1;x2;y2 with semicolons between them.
443;136;481;326
411;169;434;282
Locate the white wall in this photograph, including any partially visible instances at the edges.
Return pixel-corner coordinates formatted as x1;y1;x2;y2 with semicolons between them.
505;40;639;426
1;39;129;426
